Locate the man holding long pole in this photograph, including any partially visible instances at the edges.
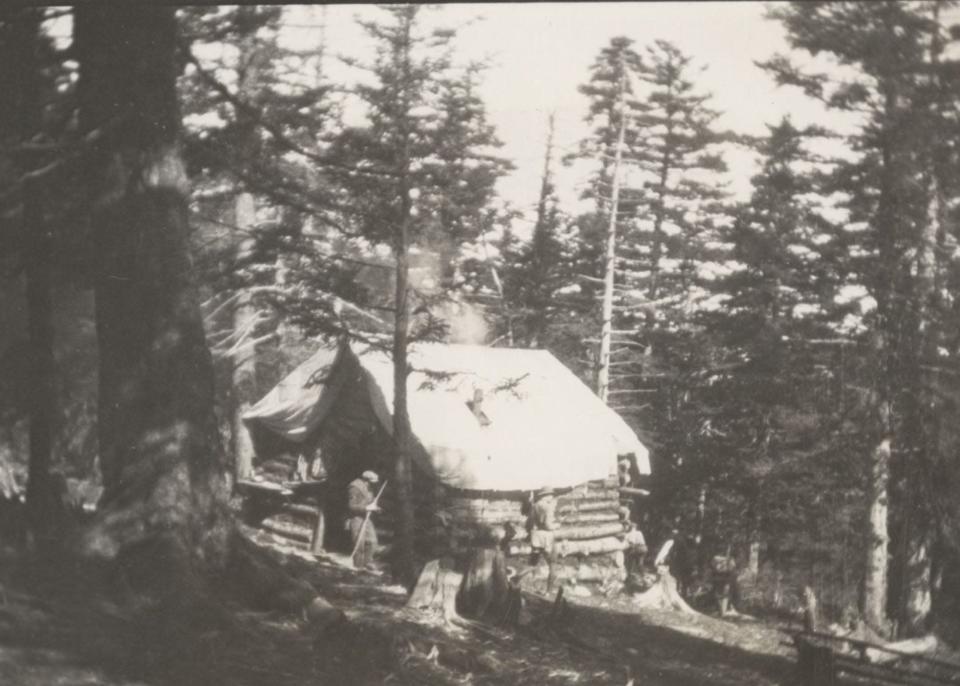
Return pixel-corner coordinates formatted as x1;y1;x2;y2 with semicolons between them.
347;471;386;569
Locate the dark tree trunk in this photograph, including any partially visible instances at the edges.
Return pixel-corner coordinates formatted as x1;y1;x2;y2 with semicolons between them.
391;11;416;589
75;6;230;582
3;8;59;546
24;177;57;545
393;173;415;588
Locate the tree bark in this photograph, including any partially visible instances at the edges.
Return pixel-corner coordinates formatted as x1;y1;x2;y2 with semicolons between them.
24;176;57;546
75;6;230;581
4;9;59;546
864;433;891;633
597;66;626;403
232;194;258;483
391;11;416;589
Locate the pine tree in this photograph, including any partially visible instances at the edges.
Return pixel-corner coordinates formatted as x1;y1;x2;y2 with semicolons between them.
75;6;231;588
766;0;960;635
0;8;60;545
704;117;858;585
327;5;509;584
499;114;578;349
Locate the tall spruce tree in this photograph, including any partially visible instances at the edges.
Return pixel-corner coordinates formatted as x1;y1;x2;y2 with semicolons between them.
328;5;509;584
75;5;232;586
766;0;960;635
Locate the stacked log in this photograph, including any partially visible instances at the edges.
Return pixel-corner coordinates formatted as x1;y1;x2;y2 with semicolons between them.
427;478;626;564
254;453;297;482
257;501;322;550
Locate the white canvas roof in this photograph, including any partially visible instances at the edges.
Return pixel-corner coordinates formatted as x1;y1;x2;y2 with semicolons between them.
243;341;650;491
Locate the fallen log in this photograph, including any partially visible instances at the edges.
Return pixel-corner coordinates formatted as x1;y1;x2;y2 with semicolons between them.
865;635;938;665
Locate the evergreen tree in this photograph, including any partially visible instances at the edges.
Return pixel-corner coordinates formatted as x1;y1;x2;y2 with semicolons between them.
499;115;578;349
327;5;509;584
74;5;231;596
766;0;960;635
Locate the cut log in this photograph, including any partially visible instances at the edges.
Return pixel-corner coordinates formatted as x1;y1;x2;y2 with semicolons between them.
285;502;321;519
260;516;312;543
557;512;621;525
236;479;293;497
865;635;938;665
557;500;621;515
553;522;625;541
618;486;650;497
556;536;626;556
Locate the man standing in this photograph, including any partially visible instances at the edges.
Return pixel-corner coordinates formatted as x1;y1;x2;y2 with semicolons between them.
346;470;380;569
528;487;559;591
623;521;648;576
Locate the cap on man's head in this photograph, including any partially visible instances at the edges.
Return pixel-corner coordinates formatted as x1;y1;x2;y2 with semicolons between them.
362;470;379;483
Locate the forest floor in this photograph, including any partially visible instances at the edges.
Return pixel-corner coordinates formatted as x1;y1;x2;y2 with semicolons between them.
0;528;810;686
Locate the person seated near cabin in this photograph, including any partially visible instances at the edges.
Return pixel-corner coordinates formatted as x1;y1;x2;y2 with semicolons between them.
622;521;648;576
709;552;738;616
667;531;697;599
346;470;380;569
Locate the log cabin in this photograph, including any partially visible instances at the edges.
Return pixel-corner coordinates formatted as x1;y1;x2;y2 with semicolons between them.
238;340;651;584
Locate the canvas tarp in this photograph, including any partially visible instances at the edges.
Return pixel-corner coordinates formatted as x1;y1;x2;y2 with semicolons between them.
243;342;650;492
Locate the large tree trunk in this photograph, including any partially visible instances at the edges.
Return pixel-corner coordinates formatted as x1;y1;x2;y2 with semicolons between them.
24;175;57;546
863;432;891;633
3;9;59;546
75;6;230;583
231;194;258;484
391;12;416;589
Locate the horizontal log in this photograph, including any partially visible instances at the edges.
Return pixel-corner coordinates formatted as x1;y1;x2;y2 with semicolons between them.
557;500;621;515
558;491;619;504
236;479;293;497
619;486;651;497
448;498;522;510
557;512;621;525
554;522;625;541
557;536;626;557
506;535;626;558
283;503;321;520
445;514;528;528
260;458;296;473
260;517;312;543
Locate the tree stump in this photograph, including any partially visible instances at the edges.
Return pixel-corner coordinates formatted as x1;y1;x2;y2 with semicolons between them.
458;547;510;622
407;559;462;622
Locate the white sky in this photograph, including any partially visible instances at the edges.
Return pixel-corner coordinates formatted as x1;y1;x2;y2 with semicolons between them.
286;2;839;224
